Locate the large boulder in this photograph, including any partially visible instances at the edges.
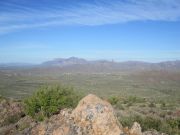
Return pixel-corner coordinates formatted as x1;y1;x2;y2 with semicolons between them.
71;94;123;135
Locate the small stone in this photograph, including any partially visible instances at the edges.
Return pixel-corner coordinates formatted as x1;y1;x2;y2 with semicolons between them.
130;122;142;135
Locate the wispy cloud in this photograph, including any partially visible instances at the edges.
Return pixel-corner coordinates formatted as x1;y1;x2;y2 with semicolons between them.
0;0;180;34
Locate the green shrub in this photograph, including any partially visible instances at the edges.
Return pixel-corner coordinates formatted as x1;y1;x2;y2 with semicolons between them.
119;116;135;127
109;96;145;106
167;118;180;129
142;116;162;131
108;96;119;105
119;115;180;135
24;85;82;121
123;96;145;105
119;115;161;131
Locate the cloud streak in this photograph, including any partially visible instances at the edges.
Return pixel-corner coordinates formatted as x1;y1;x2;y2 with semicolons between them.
0;0;180;34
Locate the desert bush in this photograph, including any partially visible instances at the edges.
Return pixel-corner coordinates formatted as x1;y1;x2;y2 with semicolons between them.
108;96;119;105
119;115;159;131
158;118;180;135
119;116;136;127
24;85;82;121
119;115;180;135
108;96;145;107
168;118;178;128
123;96;145;105
142;116;162;131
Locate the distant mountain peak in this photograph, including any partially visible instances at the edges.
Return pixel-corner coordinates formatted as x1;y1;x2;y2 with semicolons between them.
42;57;88;67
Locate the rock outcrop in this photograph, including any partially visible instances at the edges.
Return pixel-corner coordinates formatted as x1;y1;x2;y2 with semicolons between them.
71;94;123;135
0;94;168;135
27;94;124;135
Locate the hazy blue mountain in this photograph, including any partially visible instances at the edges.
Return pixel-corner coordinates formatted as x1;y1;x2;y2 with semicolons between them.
42;57;88;67
1;58;180;72
40;57;180;72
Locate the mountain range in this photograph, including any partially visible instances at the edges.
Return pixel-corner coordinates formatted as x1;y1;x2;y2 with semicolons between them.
41;57;180;72
1;57;180;72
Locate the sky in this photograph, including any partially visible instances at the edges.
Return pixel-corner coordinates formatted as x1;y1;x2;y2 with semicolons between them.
0;0;180;63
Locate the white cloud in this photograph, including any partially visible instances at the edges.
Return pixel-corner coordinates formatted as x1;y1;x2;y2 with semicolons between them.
0;0;180;34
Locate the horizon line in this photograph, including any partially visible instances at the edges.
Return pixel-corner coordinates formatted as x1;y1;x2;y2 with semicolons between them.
0;57;180;65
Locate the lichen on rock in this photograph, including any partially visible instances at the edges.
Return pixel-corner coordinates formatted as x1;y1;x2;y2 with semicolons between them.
71;94;123;135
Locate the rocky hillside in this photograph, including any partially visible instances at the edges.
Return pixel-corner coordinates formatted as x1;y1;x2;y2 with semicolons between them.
0;94;168;135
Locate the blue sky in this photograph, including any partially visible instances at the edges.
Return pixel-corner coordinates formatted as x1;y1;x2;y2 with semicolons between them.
0;0;180;63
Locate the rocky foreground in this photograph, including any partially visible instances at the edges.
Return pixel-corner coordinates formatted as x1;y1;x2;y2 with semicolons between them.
0;94;167;135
